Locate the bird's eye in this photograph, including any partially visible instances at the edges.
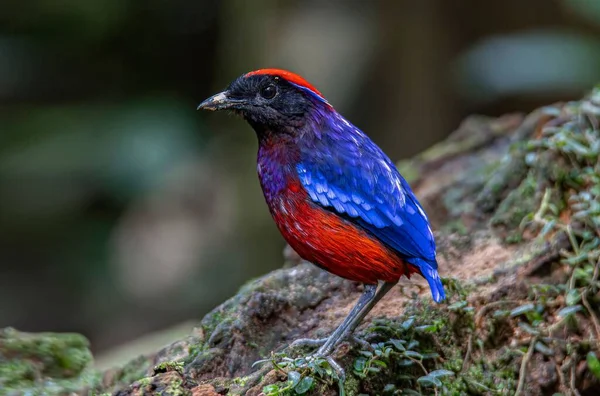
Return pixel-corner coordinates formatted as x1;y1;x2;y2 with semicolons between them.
260;84;277;100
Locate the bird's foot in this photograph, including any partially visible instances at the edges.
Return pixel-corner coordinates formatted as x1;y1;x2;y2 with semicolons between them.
252;341;348;394
289;335;370;352
321;355;345;383
294;353;345;384
348;335;373;351
288;337;328;349
282;334;372;392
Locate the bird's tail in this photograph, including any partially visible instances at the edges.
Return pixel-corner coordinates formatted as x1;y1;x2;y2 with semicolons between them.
409;258;446;303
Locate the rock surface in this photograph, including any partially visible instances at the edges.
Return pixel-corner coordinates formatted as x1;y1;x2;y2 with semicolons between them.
1;89;600;395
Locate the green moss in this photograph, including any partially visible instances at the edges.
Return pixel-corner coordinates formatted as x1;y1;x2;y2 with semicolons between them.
490;170;538;232
105;354;154;390
137;376;153;387
154;360;184;375
126;372;190;396
344;282;515;395
201;310;233;338
245;278;516;395
441;362;515;394
194;274;268;348
342;375;360;396
163;374;186;396
0;328;100;394
232;375;252;387
0;327;91;376
441;219;468;236
484;88;600;393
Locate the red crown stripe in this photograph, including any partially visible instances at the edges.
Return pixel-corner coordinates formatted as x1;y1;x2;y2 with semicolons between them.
245;69;324;98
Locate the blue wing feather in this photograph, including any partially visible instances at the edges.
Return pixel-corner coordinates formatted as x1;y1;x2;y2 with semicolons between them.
296;114;445;302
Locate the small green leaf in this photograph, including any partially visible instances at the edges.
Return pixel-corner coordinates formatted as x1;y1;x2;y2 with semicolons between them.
404;350;423;360
534;341;555;356
448;301;468;311
381;347;392;358
353;357;367;372
372;359;388;368
313;364;325;377
407;340;420;350
539;219;556;237
294;376;314;394
518;321;540;335
526;309;544;324
587;352;600;380
418;375;442;387
416;324;437;332
401;317;415;330
382;384;397;393
262;384;280;394
293;358;307;367
566;289;581;306
428;369;455;378
367;366;381;373
389;339;406;351
397;374;414;381
400;390;422;396
557;305;583;318
373;342;386;350
359;350;373;358
422;352;440;360
510;303;535;317
287;370;301;387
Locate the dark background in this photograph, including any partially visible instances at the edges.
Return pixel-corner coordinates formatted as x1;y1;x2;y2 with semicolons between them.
1;0;600;367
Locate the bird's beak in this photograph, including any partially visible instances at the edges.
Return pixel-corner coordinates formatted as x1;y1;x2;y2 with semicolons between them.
197;91;243;111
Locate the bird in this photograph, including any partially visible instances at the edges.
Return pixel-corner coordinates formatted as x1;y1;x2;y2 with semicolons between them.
198;68;445;378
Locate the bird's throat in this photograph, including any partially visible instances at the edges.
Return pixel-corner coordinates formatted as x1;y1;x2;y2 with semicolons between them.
256;138;300;202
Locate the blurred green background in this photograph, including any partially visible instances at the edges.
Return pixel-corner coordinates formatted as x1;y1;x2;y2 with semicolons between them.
1;0;600;363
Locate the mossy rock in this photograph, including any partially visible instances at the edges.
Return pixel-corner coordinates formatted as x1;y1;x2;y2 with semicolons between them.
2;89;600;396
0;327;99;394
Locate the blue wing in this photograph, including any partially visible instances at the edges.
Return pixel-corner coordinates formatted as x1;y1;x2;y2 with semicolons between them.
296;117;445;302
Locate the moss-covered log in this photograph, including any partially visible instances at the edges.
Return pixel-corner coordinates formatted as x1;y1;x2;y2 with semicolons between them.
2;89;600;396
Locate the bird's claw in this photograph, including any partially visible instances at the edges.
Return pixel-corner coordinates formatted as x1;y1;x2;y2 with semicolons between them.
289;334;370;350
284;334;367;388
350;335;373;351
324;355;346;383
296;353;345;384
288;337;328;349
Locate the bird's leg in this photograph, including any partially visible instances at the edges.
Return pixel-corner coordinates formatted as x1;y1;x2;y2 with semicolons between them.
350;335;374;351
314;281;395;357
290;282;395;355
281;282;396;385
289;283;378;351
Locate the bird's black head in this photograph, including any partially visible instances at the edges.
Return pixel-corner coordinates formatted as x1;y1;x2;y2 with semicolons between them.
198;69;330;134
